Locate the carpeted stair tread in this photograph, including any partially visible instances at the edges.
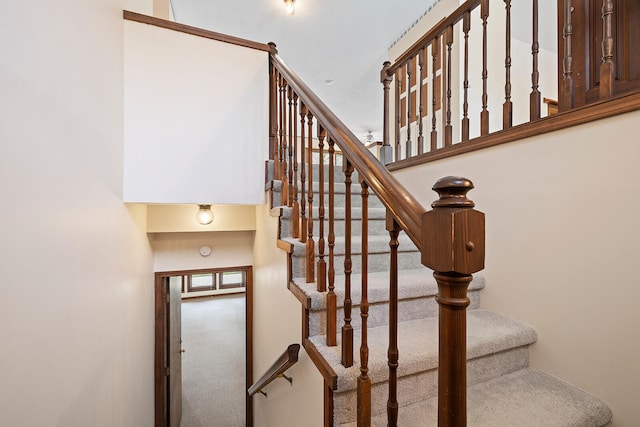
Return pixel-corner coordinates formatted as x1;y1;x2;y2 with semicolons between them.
310;309;537;392
342;368;612;427
291;269;485;310
283;233;418;257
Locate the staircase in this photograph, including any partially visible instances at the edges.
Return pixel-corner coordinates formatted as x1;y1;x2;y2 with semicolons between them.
269;162;613;426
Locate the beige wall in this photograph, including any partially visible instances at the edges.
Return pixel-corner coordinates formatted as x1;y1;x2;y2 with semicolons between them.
151;231;254;272
147;204;257;233
391;110;640;426
0;1;155;425
252;204;324;426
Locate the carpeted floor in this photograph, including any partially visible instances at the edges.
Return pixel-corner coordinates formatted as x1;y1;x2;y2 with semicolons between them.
181;294;246;427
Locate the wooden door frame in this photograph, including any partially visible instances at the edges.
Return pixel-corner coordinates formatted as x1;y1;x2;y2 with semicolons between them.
154;266;254;427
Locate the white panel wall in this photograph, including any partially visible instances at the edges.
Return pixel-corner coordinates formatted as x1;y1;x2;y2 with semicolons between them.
0;1;154;426
392;110;640;427
124;20;269;204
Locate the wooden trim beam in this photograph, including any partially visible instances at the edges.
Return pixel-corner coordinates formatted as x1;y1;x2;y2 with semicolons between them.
123;10;271;52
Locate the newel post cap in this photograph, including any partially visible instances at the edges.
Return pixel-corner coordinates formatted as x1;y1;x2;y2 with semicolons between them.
422;176;485;274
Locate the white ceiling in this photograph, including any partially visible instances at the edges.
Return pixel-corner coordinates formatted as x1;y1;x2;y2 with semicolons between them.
170;0;440;143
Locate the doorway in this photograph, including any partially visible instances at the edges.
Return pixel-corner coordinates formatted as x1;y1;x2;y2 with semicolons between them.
154;266;253;427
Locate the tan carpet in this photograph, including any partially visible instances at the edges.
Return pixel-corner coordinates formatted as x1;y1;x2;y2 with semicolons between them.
181;294;246;427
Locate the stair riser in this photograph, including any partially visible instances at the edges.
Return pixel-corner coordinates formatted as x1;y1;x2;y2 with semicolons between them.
333;346;530;425
308;291;482;336
292;251;423;277
281;217;390;240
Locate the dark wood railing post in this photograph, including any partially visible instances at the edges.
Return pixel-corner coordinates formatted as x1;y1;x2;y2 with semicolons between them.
306;110;315;284
380;62;393;165
462;13;471;142
299;104;308;244
503;0;513;130
341;160;354;368
326;136;337;347
280;76;289;204
268;46;279;177
561;0;575;110
444;26;454;147
600;0;615;99
386;214;401;427
406;59;414;157
317;126;327;292
287;86;295;207
481;0;490;135
394;69;402;161
418;49;426;154
292;93;300;238
357;178;371;427
422;177;485;427
530;0;541;121
430;36;439;151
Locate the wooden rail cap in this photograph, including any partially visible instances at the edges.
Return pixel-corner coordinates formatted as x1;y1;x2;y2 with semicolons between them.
248;343;300;396
421;177;485;274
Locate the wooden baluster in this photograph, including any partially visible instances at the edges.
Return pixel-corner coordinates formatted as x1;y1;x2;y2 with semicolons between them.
299;104;308;244
316;126;327;292
326;136;337;347
406;59;413;158
418;49;425;154
280;77;289;204
600;0;615;99
341;160;354;368
431;37;439;151
481;0;490;135
357;178;371;427
503;0;513;130
462;12;471;142
269;60;279;179
530;0;541;121
292;94;300;239
394;69;402;161
561;0;575;110
422;177;485;427
287;87;294;208
277;74;285;182
306;111;315;284
380;61;393;165
444;26;454;147
386;214;401;427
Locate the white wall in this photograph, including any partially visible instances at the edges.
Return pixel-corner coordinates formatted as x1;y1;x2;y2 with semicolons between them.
151;231;254;272
123;20;269;204
0;1;155;426
391;110;640;427
252;204;324;426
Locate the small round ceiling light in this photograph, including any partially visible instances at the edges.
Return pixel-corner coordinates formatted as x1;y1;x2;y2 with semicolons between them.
284;0;295;15
196;204;214;225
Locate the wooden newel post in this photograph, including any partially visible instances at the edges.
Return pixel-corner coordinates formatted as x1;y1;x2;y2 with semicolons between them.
421;177;485;427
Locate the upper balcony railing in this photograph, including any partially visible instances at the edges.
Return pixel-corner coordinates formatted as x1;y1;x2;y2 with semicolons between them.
381;0;640;170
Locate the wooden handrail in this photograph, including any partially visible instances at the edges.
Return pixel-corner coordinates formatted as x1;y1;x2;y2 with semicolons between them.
247;343;300;397
123;11;271;52
270;52;428;251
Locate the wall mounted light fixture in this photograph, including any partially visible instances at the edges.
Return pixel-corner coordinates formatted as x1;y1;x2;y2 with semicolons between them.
196;204;214;225
284;0;295;15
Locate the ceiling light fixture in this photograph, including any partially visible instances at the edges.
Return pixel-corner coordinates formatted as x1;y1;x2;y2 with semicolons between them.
284;0;295;15
195;204;214;225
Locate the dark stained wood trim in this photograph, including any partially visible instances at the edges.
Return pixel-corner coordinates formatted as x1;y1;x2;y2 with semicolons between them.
324;382;334;427
247;343;300;396
287;280;311;309
388;90;640;171
154;274;167;427
246;267;254;427
123;10;271;52
277;239;294;253
303;338;338;390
